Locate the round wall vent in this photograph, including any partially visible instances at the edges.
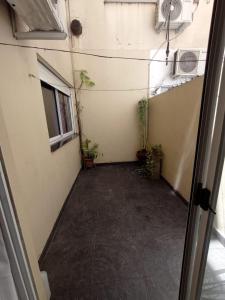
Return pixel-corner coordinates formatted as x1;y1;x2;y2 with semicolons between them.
161;0;182;21
70;19;82;37
179;51;198;73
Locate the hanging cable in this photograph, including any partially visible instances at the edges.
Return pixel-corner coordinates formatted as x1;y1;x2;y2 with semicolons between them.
0;42;206;63
29;73;196;92
166;0;172;65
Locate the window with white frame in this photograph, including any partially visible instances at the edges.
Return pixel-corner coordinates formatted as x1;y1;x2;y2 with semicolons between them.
38;62;76;150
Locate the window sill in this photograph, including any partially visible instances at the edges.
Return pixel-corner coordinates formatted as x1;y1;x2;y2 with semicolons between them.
50;133;79;152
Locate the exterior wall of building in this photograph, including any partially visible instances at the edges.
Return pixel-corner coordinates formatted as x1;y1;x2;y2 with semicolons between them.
148;76;204;201
69;0;213;163
0;0;81;297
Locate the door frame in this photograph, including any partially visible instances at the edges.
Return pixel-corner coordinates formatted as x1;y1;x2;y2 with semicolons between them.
196;95;225;299
0;148;38;300
179;0;225;299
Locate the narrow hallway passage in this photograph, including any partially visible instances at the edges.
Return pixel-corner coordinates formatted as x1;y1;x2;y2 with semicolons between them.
39;164;188;300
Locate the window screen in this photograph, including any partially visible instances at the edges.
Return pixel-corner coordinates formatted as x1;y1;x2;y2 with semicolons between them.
58;91;73;134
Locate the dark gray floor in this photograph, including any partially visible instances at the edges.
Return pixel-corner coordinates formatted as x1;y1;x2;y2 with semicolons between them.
40;164;188;300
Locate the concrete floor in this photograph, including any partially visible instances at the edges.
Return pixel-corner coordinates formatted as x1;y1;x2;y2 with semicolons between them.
39;164;188;300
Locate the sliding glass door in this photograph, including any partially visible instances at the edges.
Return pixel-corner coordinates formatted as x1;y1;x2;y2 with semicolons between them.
0;154;37;300
0;226;18;299
179;1;225;299
201;163;225;299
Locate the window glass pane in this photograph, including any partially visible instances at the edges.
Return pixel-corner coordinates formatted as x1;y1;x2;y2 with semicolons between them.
41;82;60;138
58;91;73;134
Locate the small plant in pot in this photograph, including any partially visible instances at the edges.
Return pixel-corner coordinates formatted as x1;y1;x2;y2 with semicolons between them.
145;145;163;179
137;97;149;163
75;70;95;152
82;139;99;168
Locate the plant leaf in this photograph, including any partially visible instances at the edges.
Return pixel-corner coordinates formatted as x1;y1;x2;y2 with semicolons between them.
88;81;95;87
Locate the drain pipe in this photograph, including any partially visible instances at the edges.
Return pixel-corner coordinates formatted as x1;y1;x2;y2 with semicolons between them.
66;0;83;162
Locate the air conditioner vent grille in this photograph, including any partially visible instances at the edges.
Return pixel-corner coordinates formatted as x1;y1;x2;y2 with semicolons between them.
179;51;198;73
161;0;182;21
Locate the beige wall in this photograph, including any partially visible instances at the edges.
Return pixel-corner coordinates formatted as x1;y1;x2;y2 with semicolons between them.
70;0;213;163
0;0;81;298
148;77;204;201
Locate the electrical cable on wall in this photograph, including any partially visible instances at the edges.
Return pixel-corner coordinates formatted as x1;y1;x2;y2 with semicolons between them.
29;73;196;92
165;0;172;65
0;42;206;63
149;30;186;66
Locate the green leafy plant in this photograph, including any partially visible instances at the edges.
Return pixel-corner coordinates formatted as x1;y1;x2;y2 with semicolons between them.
74;70;95;155
145;144;163;178
76;70;95;115
82;139;99;159
79;70;95;89
137;98;149;150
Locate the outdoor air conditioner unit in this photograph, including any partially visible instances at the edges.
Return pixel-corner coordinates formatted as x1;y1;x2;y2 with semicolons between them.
6;0;66;39
155;0;193;32
173;49;206;77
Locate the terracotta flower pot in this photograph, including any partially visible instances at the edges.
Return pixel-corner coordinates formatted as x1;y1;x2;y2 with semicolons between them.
83;158;95;169
136;149;148;163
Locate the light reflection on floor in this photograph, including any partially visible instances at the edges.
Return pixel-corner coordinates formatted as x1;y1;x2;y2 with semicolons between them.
201;234;225;300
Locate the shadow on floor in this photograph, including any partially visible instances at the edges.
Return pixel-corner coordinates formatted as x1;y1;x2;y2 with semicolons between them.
39;164;188;300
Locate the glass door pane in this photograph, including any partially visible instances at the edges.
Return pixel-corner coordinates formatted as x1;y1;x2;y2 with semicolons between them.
0;226;19;300
179;2;225;299
201;158;225;299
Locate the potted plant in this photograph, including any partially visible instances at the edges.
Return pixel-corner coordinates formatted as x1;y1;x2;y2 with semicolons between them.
137;98;149;163
74;70;95;157
82;139;99;168
145;145;163;179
